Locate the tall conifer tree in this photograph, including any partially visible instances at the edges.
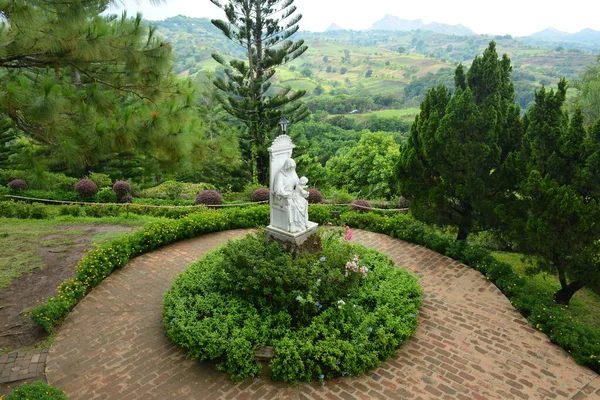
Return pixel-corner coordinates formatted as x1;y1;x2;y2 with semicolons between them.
498;80;600;305
210;0;309;184
397;42;522;240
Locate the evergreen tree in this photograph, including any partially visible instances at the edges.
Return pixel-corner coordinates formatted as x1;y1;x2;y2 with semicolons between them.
0;119;18;169
210;0;310;185
397;42;521;240
498;80;600;305
0;0;197;178
572;56;600;127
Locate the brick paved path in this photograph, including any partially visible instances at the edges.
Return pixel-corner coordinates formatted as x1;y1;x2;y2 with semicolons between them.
0;349;48;384
45;229;599;400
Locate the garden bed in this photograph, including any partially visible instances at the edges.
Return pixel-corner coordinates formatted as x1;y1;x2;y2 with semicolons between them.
162;230;422;383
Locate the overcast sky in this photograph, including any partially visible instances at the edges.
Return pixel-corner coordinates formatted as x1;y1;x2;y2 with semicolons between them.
111;0;600;36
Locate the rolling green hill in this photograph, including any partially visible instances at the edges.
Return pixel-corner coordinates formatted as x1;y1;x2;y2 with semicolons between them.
153;16;598;110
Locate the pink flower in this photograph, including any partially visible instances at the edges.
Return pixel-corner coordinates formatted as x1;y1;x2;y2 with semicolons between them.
344;225;353;241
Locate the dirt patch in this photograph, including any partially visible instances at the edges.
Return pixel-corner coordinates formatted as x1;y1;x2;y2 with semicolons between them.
0;224;134;352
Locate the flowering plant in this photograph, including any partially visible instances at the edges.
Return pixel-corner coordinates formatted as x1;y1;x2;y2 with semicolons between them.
344;225;353;241
345;254;369;278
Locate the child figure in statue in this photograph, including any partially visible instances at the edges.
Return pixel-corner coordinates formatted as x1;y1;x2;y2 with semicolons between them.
291;176;310;231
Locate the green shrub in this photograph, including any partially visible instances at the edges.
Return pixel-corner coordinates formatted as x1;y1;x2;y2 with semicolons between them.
163;231;421;383
6;381;67;400
12;189;81;202
140;181;215;200
87;172;112;189
0;200;54;219
161;180;185;199
0;169;77;191
96;187;118;203
330;190;354;205
132;197;194;206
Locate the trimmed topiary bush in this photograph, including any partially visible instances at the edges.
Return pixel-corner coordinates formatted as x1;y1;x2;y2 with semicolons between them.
7;179;27;191
74;179;98;199
195;189;222;206
112;180;132;199
307;188;323;203
397;196;410;209
121;195;133;204
163;230;421;383
251;188;270;202
351;199;371;212
6;381;67;400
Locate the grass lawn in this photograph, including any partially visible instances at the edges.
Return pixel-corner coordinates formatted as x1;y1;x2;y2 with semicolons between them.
492;251;600;330
0;216;152;290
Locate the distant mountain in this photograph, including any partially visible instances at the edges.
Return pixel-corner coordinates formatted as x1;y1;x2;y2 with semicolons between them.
529;27;568;41
522;27;600;52
369;14;475;36
325;23;344;32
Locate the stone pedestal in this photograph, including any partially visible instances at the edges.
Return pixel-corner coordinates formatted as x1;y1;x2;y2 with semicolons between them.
266;222;320;255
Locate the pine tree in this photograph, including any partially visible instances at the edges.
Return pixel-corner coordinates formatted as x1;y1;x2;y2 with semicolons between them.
210;0;310;185
498;80;600;305
0;0;197;177
397;42;522;240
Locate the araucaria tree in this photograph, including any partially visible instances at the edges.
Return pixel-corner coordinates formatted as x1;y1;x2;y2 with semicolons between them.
498;80;600;305
397;42;522;240
0;0;198;178
210;0;309;185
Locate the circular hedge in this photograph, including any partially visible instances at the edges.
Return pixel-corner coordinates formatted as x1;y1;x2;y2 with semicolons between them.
251;188;270;202
195;189;222;205
351;199;371;212
7;179;27;191
307;188;323;203
74;179;98;198
163;230;421;383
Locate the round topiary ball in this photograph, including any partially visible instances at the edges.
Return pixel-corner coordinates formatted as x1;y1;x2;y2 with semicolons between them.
74;179;98;199
7;179;27;191
397;196;410;209
251;188;270;202
112;181;132;199
195;189;222;206
307;188;323;203
121;195;133;204
351;199;371;213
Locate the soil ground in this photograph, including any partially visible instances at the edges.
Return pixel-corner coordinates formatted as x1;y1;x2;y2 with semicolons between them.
0;224;134;352
0;224;133;395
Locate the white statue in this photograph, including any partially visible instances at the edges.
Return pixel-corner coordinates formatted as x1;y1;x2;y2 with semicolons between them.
267;134;317;245
273;158;309;233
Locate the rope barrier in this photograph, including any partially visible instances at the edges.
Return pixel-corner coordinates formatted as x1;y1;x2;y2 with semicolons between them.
2;195;267;209
3;195;408;212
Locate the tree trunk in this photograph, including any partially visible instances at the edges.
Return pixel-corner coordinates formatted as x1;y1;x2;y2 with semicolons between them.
553;280;585;305
456;225;469;241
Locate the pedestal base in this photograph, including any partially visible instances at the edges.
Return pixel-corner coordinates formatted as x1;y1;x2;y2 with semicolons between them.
266;222;320;255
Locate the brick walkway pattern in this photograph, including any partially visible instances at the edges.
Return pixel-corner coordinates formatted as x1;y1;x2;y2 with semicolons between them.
45;229;599;399
0;349;48;384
